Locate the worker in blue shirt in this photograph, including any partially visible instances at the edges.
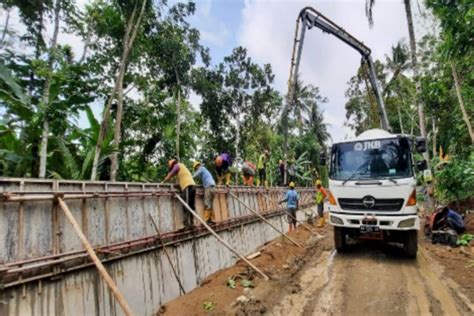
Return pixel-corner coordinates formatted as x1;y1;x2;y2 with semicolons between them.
441;207;465;234
193;161;216;225
279;182;299;232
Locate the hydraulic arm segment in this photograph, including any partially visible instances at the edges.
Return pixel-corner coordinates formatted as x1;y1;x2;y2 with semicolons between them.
288;7;391;131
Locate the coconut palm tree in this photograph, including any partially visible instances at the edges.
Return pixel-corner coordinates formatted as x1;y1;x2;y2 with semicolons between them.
287;74;328;137
304;102;331;148
384;41;412;134
365;0;431;168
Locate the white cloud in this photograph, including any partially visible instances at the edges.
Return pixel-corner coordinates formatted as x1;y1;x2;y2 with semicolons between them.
238;0;430;143
188;90;203;111
200;25;230;48
189;0;231;48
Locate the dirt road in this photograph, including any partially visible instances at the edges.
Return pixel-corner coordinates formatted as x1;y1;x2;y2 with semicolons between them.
162;221;473;316
271;241;471;316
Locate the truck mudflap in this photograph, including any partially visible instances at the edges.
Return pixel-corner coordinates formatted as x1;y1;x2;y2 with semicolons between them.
329;212;420;231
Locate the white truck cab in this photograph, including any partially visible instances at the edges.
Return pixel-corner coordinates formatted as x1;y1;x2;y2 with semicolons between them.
327;129;426;257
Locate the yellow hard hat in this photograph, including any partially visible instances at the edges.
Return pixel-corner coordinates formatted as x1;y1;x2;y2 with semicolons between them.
193;160;201;170
289;181;295;188
316;179;322;186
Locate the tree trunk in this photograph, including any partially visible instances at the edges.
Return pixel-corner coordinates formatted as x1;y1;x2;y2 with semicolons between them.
404;0;430;167
176;87;181;160
451;61;474;144
93;0;147;181
109;72;124;181
397;104;405;134
0;8;10;48
38;0;60;178
282;104;289;185
432;117;437;157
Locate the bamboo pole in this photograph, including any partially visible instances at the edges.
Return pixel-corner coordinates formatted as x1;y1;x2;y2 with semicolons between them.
259;192;320;237
57;198;134;316
148;212;186;295
229;192;303;248
174;194;270;281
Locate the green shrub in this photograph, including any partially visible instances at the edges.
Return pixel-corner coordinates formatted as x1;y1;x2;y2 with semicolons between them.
434;154;474;205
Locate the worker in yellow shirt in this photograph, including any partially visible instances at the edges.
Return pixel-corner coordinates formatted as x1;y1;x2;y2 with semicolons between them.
315;179;328;227
257;150;269;187
161;159;196;229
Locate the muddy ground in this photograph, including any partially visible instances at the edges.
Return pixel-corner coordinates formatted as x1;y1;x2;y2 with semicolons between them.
160;215;474;316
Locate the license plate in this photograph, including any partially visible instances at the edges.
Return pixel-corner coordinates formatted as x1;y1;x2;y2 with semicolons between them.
360;225;380;233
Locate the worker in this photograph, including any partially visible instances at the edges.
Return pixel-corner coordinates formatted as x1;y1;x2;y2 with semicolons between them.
241;160;256;186
215;153;232;186
161;159;196;229
257;150;269;187
279;182;299;232
193;161;216;225
278;160;285;186
315;179;328;227
440;207;465;234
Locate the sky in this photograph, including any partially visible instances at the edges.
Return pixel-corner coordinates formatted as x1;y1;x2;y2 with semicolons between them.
1;0;431;143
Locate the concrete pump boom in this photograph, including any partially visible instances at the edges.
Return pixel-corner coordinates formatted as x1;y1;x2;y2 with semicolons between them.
287;7;391;131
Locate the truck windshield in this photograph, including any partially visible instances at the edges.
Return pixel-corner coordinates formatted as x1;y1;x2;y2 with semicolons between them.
329;137;413;180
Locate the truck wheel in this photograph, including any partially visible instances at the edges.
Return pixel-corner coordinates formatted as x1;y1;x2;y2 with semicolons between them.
334;227;346;252
404;230;417;258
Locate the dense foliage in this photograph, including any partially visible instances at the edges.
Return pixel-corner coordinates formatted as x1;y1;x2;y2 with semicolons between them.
0;0;472;196
0;0;329;185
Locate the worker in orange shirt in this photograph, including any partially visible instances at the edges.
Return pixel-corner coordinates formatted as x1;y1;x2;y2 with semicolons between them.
241;160;256;186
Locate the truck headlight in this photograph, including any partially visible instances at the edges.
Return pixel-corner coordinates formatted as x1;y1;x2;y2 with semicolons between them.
330;215;343;225
398;218;416;228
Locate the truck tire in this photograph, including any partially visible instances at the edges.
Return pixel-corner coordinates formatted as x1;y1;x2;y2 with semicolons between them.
404;230;417;258
334;227;346;252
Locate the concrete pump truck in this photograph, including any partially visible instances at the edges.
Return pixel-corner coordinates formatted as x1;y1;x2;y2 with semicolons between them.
287;7;427;257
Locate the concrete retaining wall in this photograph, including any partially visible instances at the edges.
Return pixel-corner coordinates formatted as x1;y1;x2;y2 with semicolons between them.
0;178;315;315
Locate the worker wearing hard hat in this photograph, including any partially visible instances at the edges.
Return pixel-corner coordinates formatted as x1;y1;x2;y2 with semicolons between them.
193;161;216;225
279;182;299;232
161;159;196;229
257;150;269;187
315;179;328;227
215;153;232;185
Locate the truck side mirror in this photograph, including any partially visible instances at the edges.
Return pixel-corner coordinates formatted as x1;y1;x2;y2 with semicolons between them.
416;160;427;172
415;137;426;153
319;154;327;166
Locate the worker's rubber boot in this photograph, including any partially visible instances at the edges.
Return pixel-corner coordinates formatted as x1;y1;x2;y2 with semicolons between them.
204;209;211;222
317;218;324;227
321;217;326;226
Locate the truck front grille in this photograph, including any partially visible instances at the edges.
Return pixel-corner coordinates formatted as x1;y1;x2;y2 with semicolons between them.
338;198;404;212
